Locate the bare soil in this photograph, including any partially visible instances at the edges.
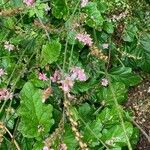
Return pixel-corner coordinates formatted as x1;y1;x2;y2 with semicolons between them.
126;75;150;150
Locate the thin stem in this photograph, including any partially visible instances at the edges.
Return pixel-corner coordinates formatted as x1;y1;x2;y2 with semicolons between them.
105;71;132;150
79;116;110;149
0;39;37;113
4;126;21;150
34;6;50;41
127;115;150;143
63;36;69;73
68;41;75;71
63;1;80;73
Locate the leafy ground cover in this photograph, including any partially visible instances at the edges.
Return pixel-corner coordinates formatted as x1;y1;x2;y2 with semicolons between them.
0;0;150;150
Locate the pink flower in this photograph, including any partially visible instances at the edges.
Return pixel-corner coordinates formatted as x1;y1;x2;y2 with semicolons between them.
81;0;89;8
71;67;86;81
102;43;109;49
4;41;15;51
43;146;49;150
50;70;61;82
76;32;93;46
0;68;5;77
23;0;35;6
38;73;48;81
60;77;74;93
0;89;13;101
101;78;109;87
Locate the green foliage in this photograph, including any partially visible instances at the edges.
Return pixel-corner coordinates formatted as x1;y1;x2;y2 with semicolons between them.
103;21;114;34
18;82;54;138
123;24;138;42
83;2;104;30
51;0;69;19
0;0;149;149
97;82;127;105
41;40;61;67
63;124;78;149
138;33;150;72
101;122;133;147
109;67;142;86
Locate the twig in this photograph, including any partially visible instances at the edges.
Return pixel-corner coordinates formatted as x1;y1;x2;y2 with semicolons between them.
130;118;150;143
4;126;21;150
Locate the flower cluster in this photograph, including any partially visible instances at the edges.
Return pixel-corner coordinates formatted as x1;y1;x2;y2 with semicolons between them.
59;76;74;93
38;67;86;93
102;43;109;49
50;70;61;82
101;78;109;87
50;67;87;93
70;67;86;81
76;32;93;46
4;41;15;51
23;0;35;6
0;89;13;101
38;73;48;81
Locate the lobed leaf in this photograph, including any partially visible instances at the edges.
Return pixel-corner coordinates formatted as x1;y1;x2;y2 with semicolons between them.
18;82;54;138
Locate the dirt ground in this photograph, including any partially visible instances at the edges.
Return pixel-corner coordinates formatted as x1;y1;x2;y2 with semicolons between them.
126;74;150;149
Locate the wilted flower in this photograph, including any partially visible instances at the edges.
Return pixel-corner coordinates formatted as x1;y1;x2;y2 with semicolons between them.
59;143;67;150
4;41;15;51
38;73;48;81
76;32;93;46
23;0;35;6
67;93;75;100
102;43;109;49
71;67;86;81
60;77;74;93
50;70;61;82
42;87;53;103
81;0;89;8
0;69;5;77
101;78;109;87
0;89;13;101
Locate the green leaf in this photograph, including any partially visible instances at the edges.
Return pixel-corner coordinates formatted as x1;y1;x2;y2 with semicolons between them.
64;124;78;150
33;141;44;150
138;33;150;72
109;67;141;86
96;1;108;13
41;40;61;67
83;120;103;147
123;24;138;42
97;82;127;105
97;107;120;126
51;0;69;19
83;2;104;30
78;103;94;121
103;21;114;34
101;122;133;147
18;82;54;138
